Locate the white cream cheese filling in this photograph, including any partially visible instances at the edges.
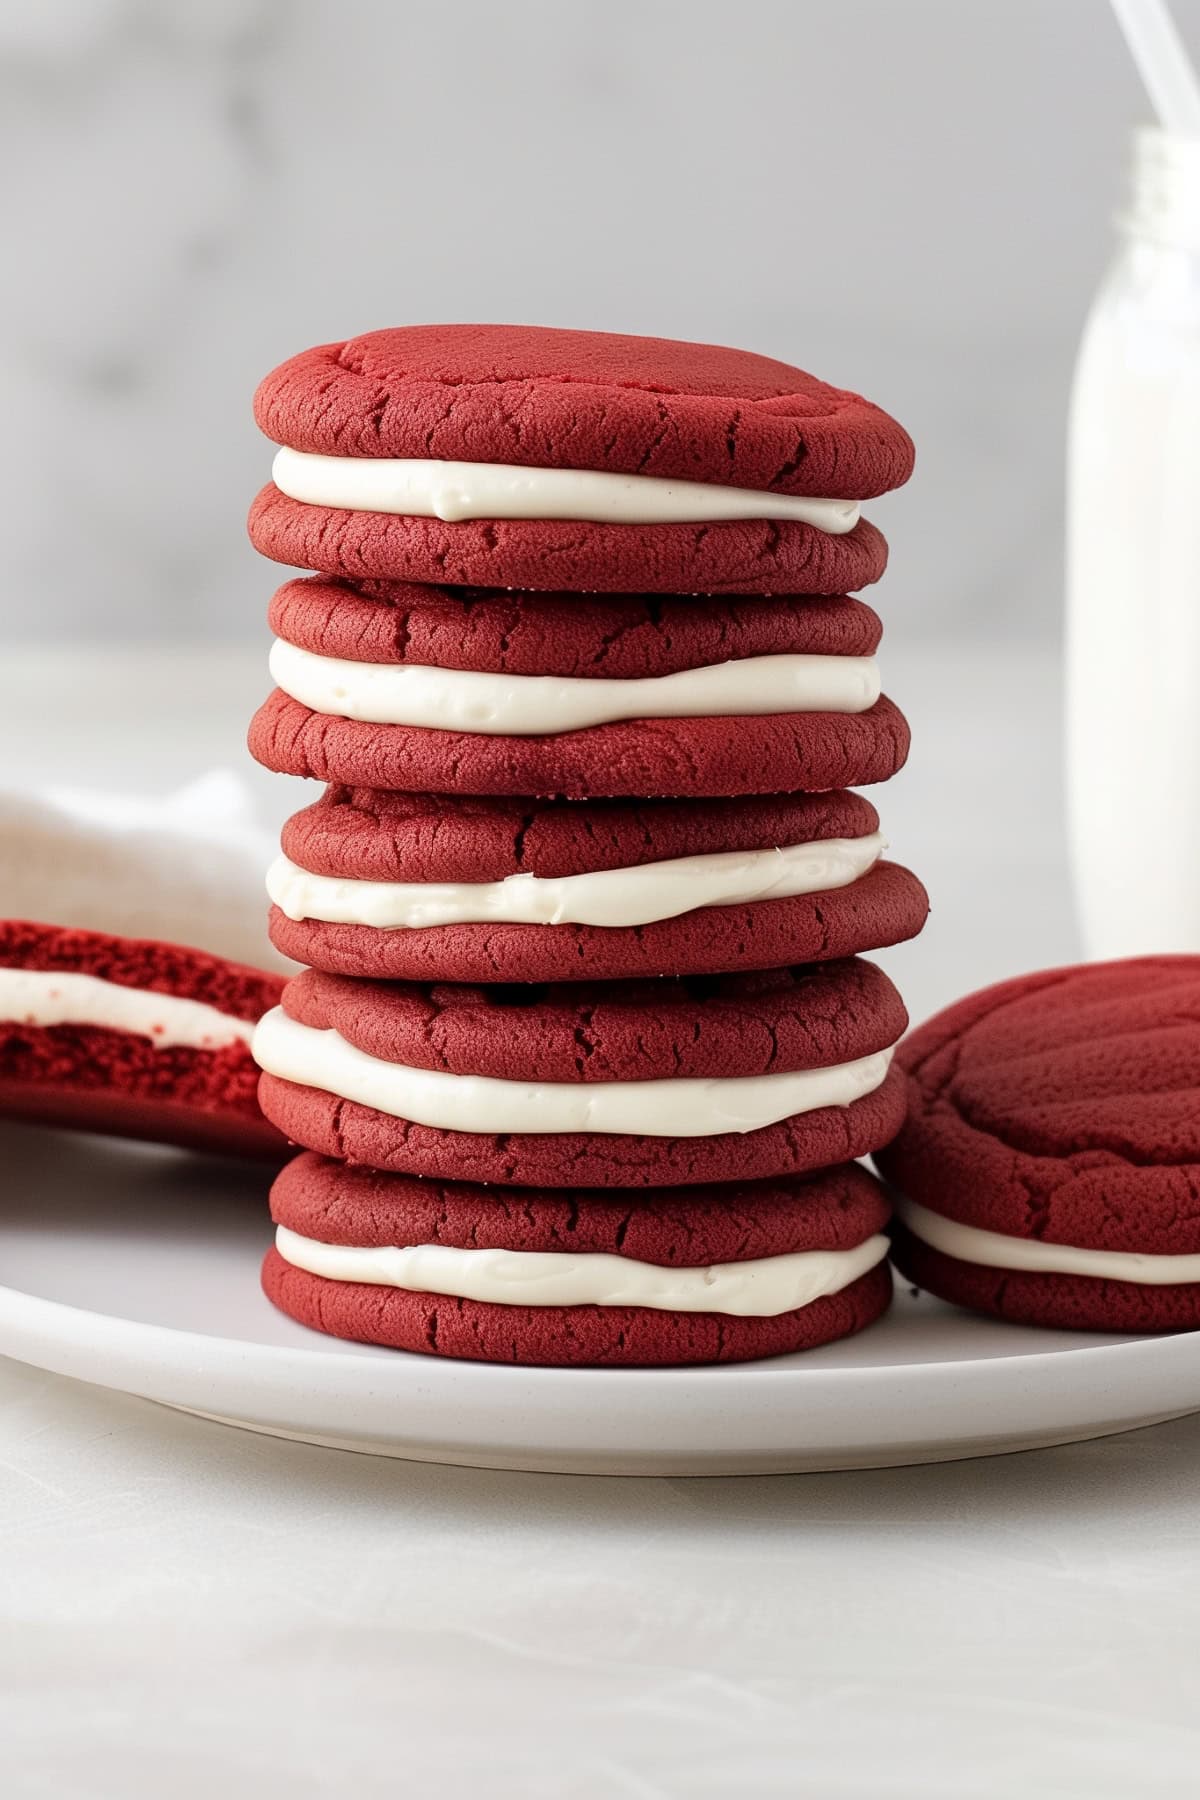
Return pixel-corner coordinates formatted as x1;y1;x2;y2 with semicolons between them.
252;1007;896;1139
266;832;886;932
0;967;254;1050
897;1196;1200;1286
271;446;862;532
268;639;880;734
273;1225;890;1317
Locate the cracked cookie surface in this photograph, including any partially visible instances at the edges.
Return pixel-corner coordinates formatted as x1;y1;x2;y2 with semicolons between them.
261;1151;893;1364
249;325;912;592
256;960;908;1188
249;687;910;799
271;786;928;982
877;958;1200;1330
253;324;914;497
268;577;884;674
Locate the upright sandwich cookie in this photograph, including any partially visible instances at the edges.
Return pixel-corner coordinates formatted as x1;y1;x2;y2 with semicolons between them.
250;576;910;799
0;921;285;1157
263;1152;894;1365
249;324;913;595
254;959;908;1188
245;319;924;1366
878;957;1200;1331
269;785;929;983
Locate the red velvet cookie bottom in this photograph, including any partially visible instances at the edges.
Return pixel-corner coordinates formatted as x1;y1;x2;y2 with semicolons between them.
249;483;890;597
0;1023;284;1160
261;1247;892;1366
249;689;910;801
0;1076;283;1160
268;861;929;983
257;1060;907;1188
891;1227;1200;1334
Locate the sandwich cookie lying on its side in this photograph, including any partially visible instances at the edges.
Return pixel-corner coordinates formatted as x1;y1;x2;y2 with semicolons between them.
249;577;910;799
262;1152;894;1365
0;921;286;1157
878;957;1200;1331
248;324;913;595
254;959;908;1188
269;785;929;983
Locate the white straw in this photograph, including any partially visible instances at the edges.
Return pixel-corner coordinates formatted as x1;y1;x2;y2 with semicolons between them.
1110;0;1200;136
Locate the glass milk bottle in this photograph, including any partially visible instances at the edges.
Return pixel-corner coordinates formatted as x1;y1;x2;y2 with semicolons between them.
1067;128;1200;958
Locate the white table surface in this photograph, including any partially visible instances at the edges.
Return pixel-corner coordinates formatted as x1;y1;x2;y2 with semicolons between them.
4;642;1199;1800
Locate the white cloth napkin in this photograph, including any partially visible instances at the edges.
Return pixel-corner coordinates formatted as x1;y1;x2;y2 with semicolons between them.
0;769;289;970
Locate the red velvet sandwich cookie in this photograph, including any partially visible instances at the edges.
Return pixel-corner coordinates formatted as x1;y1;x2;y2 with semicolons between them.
269;785;929;983
250;577;909;800
0;921;286;1158
877;957;1200;1332
263;1152;893;1365
254;958;908;1188
250;324;912;595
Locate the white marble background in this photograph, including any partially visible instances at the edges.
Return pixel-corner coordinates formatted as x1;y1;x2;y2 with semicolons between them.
0;0;1175;643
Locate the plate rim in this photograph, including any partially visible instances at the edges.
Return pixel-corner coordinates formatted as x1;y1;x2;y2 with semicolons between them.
4;1263;1200;1393
7;1141;1200;1474
7;1270;1200;1477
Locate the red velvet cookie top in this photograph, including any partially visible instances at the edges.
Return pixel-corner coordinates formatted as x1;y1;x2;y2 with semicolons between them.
269;578;882;676
254;324;913;500
280;957;905;1083
271;1151;889;1262
0;922;284;1024
282;787;879;884
879;957;1200;1255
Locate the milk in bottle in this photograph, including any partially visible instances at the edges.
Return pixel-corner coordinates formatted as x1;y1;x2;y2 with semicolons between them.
1067;129;1200;957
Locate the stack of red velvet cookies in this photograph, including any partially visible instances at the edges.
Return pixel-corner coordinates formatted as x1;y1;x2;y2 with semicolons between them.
246;325;927;1366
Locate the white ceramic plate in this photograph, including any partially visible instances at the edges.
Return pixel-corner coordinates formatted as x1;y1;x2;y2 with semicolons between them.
3;1121;1199;1474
